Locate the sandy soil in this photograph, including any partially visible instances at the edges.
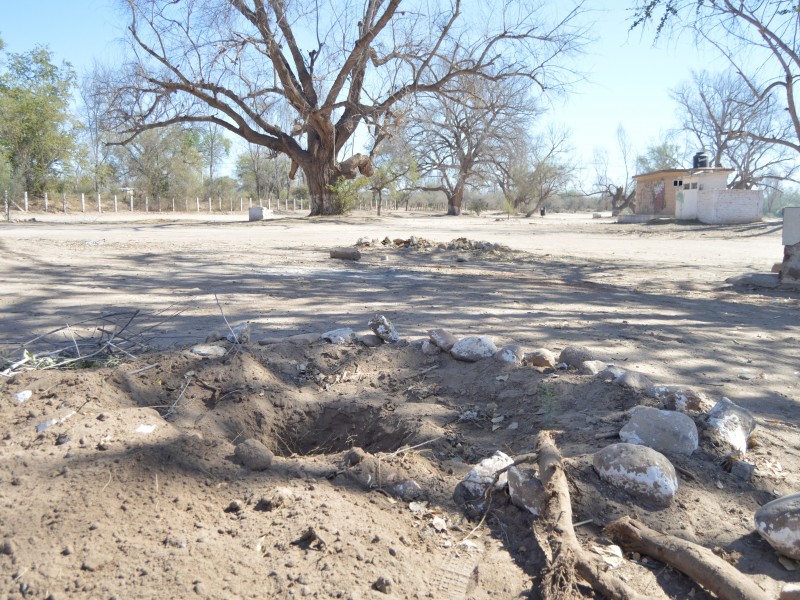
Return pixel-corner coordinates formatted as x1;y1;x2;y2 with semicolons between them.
0;210;798;599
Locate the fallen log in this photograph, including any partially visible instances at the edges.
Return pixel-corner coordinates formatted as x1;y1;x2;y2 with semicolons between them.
330;247;361;261
534;431;648;600
606;517;765;600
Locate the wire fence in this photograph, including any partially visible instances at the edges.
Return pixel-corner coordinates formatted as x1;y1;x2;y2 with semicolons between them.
1;190;448;217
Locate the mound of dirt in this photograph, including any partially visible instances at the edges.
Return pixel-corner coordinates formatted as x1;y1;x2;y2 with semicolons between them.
0;332;794;598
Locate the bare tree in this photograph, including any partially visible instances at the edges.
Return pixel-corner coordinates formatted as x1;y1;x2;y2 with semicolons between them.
78;66;117;193
104;0;586;215
593;125;636;215
671;69;798;189
408;75;538;215
495;125;574;217
196;123;232;197
632;1;800;156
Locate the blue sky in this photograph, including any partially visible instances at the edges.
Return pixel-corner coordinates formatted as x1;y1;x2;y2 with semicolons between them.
0;1;716;182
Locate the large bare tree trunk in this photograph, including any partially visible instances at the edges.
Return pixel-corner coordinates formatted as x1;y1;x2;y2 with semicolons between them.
447;181;465;216
304;161;339;216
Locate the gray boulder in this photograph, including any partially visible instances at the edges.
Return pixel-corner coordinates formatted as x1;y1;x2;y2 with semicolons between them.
707;397;755;455
420;340;442;356
428;329;458;351
190;344;227;357
559;345;595;367
508;466;545;517
495;344;524;364
597;366;627;380
578;360;607;375
226;322;251;344
755;493;800;560
235;439;274;471
619;406;698;455
614;371;654;391
453;451;513;514
647;385;714;414
524;348;556;368
451;337;498;362
593;443;678;506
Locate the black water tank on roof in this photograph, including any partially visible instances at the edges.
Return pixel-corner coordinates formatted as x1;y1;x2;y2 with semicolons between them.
693;150;709;169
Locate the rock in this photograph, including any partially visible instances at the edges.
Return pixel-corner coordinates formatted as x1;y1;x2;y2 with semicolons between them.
368;315;399;343
14;390;32;404
597;366;627;380
225;500;244;513
330;247;361;260
428;328;458;351
507;467;545;517
355;237;372;246
420;340;441;356
257;488;294;511
495;344;524;364
190;344;227;357
730;460;755;481
619;406;698;455
593;443;678;507
456;451;513;500
258;332;321;345
451;336;498;362
647;385;714;414
707;397;756;455
1;538;14;556
356;333;383;347
391;479;423;500
524;348;556;368
558;345;595;367
234;439;274;471
782;583;800;600
614;371;654;391
373;576;393;594
344;447;367;467
578;360;607;375
320;327;355;345
755;493;800;560
226;321;251;343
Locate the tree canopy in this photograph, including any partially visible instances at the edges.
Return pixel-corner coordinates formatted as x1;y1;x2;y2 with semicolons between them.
103;0;586;215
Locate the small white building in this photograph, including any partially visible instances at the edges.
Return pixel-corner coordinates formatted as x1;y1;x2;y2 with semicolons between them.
668;168;763;224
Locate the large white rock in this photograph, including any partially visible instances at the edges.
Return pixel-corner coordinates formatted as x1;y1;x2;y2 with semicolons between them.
707;397;755;455
320;327;355;345
619;406;698;455
460;451;514;497
451;337;498;362
368;314;399;343
614;371;654;391
495;344;524;364
755;493;800;560
593;443;678;507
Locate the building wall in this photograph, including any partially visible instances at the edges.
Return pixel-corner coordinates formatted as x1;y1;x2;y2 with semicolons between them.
696;189;763;224
634;173;684;215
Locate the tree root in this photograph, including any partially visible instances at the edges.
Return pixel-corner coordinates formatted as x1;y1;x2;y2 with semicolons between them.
606;517;765;600
533;431;648;600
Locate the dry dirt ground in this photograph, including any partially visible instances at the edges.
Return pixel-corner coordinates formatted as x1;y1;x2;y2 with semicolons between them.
0;210;798;599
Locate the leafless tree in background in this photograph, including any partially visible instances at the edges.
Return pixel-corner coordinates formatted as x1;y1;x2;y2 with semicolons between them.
103;0;586;215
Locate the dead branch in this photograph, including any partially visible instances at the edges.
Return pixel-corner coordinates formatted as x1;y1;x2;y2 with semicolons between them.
534;431;648;600
606;517;765;600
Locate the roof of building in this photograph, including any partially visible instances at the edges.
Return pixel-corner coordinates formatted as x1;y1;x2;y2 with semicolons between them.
633;167;735;179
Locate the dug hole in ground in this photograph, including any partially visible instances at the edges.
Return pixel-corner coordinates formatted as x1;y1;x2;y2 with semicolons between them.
0;212;798;599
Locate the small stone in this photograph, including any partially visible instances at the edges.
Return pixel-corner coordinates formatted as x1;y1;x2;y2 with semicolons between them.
368;315;399;343
420;340;441;356
1;539;15;556
507;467;545;517
226;322;250;344
391;479;423;501
257;488;294;511
61;545;73;556
707;397;756;455
648;385;714;414
524;349;556;368
593;443;678;507
355;333;382;348
190;344;226;357
373;576;393;594
578;360;607;375
730;460;755;481
428;329;458;351
454;451;513;514
344;447;367;467
330;247;362;261
614;371;655;391
598;366;627;380
619;406;698;455
755;493;800;560
558;345;595;367
235;439;274;471
14;390;32;404
225;500;243;513
495;345;524;364
55;433;70;446
320;327;355;345
451;337;497;362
